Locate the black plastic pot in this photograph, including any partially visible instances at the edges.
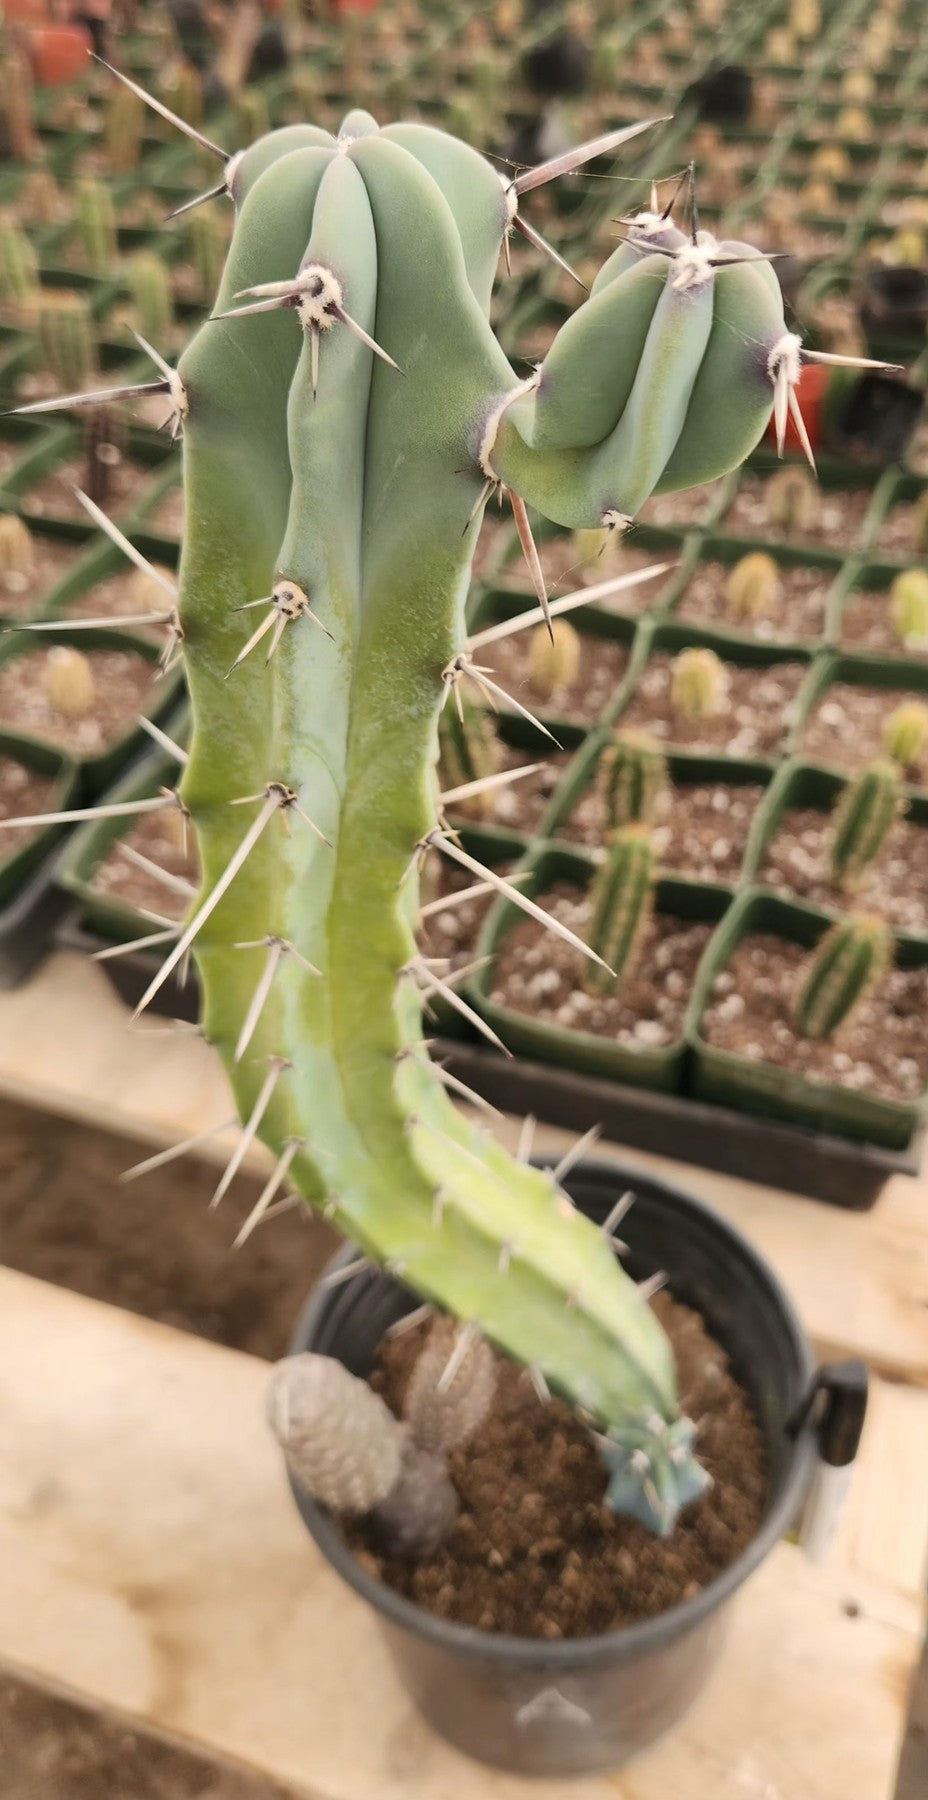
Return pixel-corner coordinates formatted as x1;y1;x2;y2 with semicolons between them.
287;1159;820;1777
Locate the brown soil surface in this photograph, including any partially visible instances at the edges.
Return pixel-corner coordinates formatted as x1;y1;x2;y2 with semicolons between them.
419;854;514;974
19;450;157;523
700;933;928;1101
838;588;928;660
0;1097;336;1358
476;629;630;727
63;562;176;640
0;528;78;619
0;645;163;757
674;558;830;644
443;742;570;837
619;653;806;759
0;1671;301;1800
757;803;928;933
801;681;928;783
499;532;679;608
93;807;200;921
353;1293;766;1637
491;882;712;1048
873;500;928;560
638;480;724;529
0;757;57;863
720;475;872;550
560;769;765;884
0;440;23;481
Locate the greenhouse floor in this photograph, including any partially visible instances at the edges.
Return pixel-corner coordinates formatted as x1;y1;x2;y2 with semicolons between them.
0;954;926;1799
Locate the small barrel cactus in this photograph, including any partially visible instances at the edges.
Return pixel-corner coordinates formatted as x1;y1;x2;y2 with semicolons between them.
404;1316;496;1454
725;550;780;621
76;178;119;274
128;252;175;347
883;699;928;770
793;914;892;1041
671;645;728;719
889;569;928;648
0;515;35;577
528;617;581;700
599;729;667;829
584;824;655;997
764;465;818;533
829;761;902;890
45;646;96;720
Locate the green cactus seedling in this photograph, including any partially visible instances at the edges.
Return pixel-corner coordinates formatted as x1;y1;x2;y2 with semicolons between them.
437;690;500;820
0;225;38;316
584;825;655;997
8;77;891;1533
129;252;175;347
105;82;144;172
76;178;118;275
45;646;96;720
37;293;96;392
671;646;728;719
528;618;581;700
793;914;892;1041
883;700;928;770
764;465;818;534
599;730;667;829
725;551;780;621
0;515;35;578
829;761;902;890
890;569;928;647
188;209;228;304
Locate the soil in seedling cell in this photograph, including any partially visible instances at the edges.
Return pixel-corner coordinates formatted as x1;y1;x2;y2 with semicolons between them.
561;768;765;883
418;853;516;973
638;479;724;529
499;531;678;609
0;531;80;619
61;563;175;639
18;447;155;522
444;742;571;837
674;559;829;643
354;1292;766;1636
619;654;806;758
700;933;928;1102
92;807;200;921
0;757;57;862
490;880;712;1047
758;804;928;933
476;630;630;726
0;646;161;757
873;499;928;560
720;474;872;549
801;682;928;783
838;587;928;660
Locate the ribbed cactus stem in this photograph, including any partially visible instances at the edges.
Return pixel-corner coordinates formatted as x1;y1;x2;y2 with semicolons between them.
793;915;892;1041
599;730;667;829
128;251;175;346
890;570;928;647
764;466;818;533
189;209;227;303
76;179;118;275
267;1353;405;1512
105;83;144;172
883;700;928;770
37;294;96;392
671;646;728;719
404;1317;496;1454
725;551;780;621
528;617;581;700
0;225;38;315
584;825;655;997
829;762;902;890
437;691;500;819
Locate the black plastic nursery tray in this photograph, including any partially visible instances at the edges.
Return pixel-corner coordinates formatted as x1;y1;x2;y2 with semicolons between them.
436;1040;924;1213
0;859;71;989
59;912;923;1210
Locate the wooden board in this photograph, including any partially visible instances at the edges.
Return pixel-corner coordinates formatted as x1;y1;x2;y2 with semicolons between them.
0;1267;924;1800
2;953;927;1388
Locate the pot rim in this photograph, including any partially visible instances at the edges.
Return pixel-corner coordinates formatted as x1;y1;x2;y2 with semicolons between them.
288;1152;819;1669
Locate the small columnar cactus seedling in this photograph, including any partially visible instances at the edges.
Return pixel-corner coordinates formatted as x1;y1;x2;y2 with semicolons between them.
890;569;928;647
9;79;889;1534
883;700;928;770
599;730;666;829
528;617;581;700
37;294;96;392
829;761;902;891
671;646;728;719
0;515;34;579
128;253;175;346
76;179;118;275
725;551;780;622
188;209;227;304
437;691;500;820
764;465;818;534
0;226;39;317
793;914;892;1041
45;646;95;720
584;824;655;997
105;83;144;172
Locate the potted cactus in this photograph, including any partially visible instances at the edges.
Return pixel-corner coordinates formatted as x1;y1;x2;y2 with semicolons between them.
4;75;885;1774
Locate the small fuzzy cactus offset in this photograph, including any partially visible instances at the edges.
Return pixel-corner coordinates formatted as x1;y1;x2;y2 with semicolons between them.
724;552;780;622
793;914;892;1041
14;82;890;1534
829;762;902;891
528;617;581;700
883;700;928;770
671;646;728;719
890;570;928;648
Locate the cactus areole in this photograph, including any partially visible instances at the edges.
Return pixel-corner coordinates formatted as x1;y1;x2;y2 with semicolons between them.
123;110;817;1534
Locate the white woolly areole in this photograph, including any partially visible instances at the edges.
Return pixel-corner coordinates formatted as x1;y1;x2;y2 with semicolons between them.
224;149;245;192
602;508;633;534
478;372;540;479
293;263;345;333
500;173;520;226
767;331;804;390
669;231;719;292
272;579;312;619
